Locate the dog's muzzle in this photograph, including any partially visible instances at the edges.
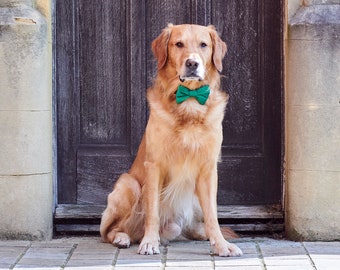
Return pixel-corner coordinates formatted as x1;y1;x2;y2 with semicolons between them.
179;56;205;82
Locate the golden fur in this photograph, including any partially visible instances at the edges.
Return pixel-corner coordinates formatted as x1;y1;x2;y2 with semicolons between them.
100;24;242;257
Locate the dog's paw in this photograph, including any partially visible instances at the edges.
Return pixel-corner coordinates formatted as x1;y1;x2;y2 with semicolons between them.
212;241;243;257
138;238;160;255
112;232;131;248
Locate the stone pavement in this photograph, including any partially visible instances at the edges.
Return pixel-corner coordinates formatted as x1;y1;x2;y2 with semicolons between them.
0;237;339;270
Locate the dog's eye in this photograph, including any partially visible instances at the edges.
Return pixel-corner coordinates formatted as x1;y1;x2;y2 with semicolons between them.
200;42;207;48
175;42;184;48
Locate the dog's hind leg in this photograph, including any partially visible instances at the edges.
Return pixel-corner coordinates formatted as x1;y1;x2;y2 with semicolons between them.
100;173;141;247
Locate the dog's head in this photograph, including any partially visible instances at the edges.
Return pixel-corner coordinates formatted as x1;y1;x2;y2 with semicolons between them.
152;24;227;83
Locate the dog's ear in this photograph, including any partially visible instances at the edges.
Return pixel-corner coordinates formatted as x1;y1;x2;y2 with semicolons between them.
208;25;227;72
152;24;173;70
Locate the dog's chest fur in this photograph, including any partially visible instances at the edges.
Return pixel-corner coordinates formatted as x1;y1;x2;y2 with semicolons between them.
160;157;200;227
147;96;224;227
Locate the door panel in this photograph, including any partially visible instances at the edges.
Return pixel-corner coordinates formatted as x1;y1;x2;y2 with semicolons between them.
79;1;128;145
56;0;283;208
76;1;132;204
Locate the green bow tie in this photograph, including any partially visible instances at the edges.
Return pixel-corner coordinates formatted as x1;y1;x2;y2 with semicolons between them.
176;85;210;105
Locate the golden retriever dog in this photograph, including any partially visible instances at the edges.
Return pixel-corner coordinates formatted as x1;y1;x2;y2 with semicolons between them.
100;24;242;257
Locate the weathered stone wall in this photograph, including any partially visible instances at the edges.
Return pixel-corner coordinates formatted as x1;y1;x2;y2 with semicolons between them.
0;0;52;240
285;0;340;240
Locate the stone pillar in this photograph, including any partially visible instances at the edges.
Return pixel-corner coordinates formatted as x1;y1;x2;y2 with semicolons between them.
286;0;340;240
0;0;53;240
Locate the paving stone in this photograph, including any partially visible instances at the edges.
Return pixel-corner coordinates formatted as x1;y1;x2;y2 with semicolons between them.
69;243;117;261
303;242;340;270
258;239;306;257
75;242;117;250
65;266;113;270
311;258;340;270
215;256;262;267
215;266;262;270
266;266;314;270
304;241;340;255
44;239;110;269
115;244;163;268
65;259;114;268
0;241;30;247
166;261;213;267
14;267;61;270
214;240;262;267
165;267;213;270
115;267;160;270
70;252;116;260
14;245;72;269
0;241;30;269
166;241;212;267
256;239;317;270
228;240;259;254
30;242;75;248
65;243;116;269
265;256;313;266
15;258;64;267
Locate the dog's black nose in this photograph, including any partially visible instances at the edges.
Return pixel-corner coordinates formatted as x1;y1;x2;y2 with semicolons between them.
185;59;199;70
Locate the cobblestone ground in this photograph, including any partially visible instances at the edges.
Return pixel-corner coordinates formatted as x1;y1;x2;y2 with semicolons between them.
0;237;339;270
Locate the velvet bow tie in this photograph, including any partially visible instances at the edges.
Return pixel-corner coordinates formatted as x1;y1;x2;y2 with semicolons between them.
175;85;210;105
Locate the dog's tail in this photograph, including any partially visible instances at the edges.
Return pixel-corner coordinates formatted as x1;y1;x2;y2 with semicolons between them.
221;226;239;239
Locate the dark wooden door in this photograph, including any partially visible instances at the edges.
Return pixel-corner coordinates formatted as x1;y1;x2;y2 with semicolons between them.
55;0;283;229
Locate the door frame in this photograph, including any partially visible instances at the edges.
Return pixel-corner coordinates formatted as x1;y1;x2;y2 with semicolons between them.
52;0;285;234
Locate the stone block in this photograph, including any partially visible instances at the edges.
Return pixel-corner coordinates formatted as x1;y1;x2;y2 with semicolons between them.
0;1;32;7
0;174;53;240
0;110;52;175
286;39;339;107
287;0;302;20
287;105;340;171
304;0;340;6
0;5;50;111
286;170;340;240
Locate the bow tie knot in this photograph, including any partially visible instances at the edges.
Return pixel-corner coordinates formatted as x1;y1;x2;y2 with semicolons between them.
176;85;210;105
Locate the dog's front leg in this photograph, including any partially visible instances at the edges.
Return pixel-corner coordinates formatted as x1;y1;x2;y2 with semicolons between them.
196;164;242;257
138;161;161;255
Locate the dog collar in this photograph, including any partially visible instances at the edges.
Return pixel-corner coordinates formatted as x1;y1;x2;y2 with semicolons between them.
176;85;210;105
